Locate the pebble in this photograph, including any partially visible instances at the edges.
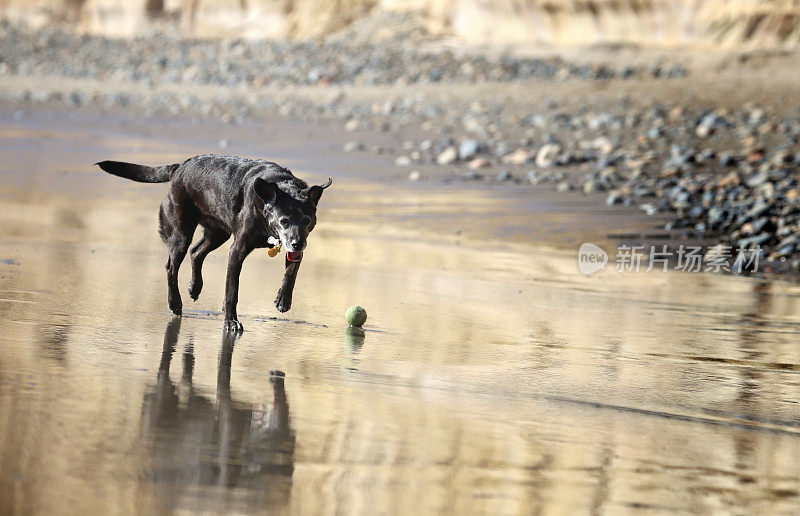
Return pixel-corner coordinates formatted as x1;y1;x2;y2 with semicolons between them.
436;146;458;166
343;141;364;153
501;148;532;165
495;170;514;182
458;139;481;160
535;144;560;168
468;158;491;170
555;181;571;192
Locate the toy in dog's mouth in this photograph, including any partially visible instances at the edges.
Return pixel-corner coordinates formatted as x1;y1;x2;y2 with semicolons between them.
267;236;303;262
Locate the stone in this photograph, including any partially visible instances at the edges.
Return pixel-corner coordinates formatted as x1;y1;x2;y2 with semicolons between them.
535;144;561;168
606;191;622;205
436;146;458;165
501;148;532;165
583;179;599;194
555;181;571;192
718;172;740;188
745;171;769;187
468;158;491;170
495;170;514;182
343;141;364;153
458;139;481;160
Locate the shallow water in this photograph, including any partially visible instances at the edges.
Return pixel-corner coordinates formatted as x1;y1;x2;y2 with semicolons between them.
2;110;800;514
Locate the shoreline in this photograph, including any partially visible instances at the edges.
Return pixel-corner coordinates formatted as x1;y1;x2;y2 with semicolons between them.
2;101;796;280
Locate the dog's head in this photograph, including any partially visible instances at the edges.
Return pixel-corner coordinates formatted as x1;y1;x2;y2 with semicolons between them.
254;177;332;253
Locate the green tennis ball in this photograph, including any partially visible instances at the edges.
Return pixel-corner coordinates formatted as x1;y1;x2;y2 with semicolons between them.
345;305;367;327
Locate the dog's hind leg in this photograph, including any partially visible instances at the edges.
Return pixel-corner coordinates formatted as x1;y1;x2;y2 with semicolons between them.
188;228;229;301
159;195;197;316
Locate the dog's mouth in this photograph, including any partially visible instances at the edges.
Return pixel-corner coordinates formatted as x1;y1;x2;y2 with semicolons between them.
267;235;305;254
284;244;306;253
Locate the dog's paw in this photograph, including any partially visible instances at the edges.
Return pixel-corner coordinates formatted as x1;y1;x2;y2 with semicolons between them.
169;300;182;316
188;280;202;301
168;289;182;315
224;319;244;333
275;292;292;313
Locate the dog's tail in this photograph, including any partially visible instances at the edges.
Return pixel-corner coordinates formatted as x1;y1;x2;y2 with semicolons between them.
95;161;179;183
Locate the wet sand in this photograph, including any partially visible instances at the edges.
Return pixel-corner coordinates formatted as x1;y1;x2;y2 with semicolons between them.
2;108;800;514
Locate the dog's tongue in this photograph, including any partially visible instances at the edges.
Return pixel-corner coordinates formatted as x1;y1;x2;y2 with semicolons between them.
287;251;303;262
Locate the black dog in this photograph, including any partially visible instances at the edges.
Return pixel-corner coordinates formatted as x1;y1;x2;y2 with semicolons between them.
97;154;331;332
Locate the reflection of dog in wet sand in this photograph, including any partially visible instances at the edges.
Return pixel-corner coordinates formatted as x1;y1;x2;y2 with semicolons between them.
97;155;331;331
139;318;295;512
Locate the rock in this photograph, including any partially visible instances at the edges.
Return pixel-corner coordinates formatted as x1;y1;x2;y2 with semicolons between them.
695;124;712;138
592;136;615;155
501;148;532;165
583;179;600;194
718;153;738;167
535;144;561;168
494;141;510;158
495;170;514;182
436;146;458;165
718;172;740;188
344;119;359;132
689;205;704;218
707;207;724;225
660;167;679;179
737;233;771;248
458;139;481;160
599;167;617;181
343;141;364;153
772;149;793;165
555;181;571;192
468;158;491;170
745;171;769;187
747;151;765;164
639;203;659;216
606;191;623;205
408;170;422;182
394;156;412;167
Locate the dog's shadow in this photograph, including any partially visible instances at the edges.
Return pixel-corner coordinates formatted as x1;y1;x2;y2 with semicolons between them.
139;317;295;512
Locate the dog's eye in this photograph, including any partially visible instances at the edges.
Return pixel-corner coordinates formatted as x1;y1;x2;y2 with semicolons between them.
279;217;289;226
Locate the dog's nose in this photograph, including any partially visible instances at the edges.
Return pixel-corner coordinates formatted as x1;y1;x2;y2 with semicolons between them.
290;240;304;251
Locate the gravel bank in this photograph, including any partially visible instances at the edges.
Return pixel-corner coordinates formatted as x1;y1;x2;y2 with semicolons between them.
3;20;800;271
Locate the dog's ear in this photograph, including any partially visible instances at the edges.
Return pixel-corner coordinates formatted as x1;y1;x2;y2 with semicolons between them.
254;178;278;205
307;177;332;204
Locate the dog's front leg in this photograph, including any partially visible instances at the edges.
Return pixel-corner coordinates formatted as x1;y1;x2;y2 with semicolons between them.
223;239;252;332
275;255;301;313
